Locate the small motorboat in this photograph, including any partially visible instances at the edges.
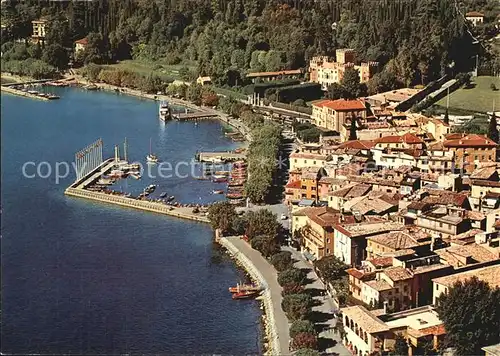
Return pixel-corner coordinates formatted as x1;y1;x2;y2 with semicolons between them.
145;184;157;193
212;190;224;194
229;283;261;293
232;290;260;300
160;192;168;198
212;177;228;183
167;196;175;201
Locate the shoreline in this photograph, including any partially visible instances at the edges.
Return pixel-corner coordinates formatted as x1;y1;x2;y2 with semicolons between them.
2;70;276;353
219;236;288;356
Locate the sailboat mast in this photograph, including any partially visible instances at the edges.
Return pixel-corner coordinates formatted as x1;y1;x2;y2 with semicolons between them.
124;137;128;162
149;138;152;155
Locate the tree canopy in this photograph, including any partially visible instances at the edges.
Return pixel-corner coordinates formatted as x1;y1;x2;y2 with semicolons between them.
435;276;500;355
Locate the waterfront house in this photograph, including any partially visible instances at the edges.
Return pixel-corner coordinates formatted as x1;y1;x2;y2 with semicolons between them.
31;18;48;44
465;11;484;26
74;37;88;54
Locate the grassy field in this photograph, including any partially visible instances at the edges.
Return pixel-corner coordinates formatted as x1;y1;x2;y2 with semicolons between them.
436;76;500;113
104;59;197;82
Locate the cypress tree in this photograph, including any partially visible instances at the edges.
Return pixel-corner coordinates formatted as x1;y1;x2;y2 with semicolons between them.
443;108;449;125
488;112;499;143
349;116;357;141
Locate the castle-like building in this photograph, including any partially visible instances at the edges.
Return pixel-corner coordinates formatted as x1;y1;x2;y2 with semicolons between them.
309;49;378;90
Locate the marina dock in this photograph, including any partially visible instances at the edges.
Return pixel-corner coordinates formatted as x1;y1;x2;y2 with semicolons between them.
65;142;210;223
197;151;246;163
0;85;60;101
172;111;219;120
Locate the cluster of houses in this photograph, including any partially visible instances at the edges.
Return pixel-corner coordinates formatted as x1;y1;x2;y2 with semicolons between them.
286;99;500;355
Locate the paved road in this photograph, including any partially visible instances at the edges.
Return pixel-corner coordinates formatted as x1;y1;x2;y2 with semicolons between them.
284;246;350;356
236;203;290;230
227;237;291;355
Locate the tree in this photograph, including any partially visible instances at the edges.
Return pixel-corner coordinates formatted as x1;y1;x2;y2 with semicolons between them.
244;209;279;240
291;332;318;350
488;112;499;144
313;255;348;285
270;251;293;272
282;293;313;320
282;283;304;296
389;333;409;356
187;83;203;105
290;320;316;338
80;32;110;65
278;268;306;287
250;235;279;257
443;108;449;125
201;87;219;106
340;67;361;99
295;348;321;356
41;43;69;69
327;83;346;100
435;277;500;355
367;71;400;95
81;63;102;82
348;116;357;141
207;201;237;235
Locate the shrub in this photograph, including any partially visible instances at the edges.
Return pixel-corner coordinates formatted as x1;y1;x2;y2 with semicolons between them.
281;293;313;320
278;268;306;287
270;251;293;272
291;332;318;350
290;320;316;338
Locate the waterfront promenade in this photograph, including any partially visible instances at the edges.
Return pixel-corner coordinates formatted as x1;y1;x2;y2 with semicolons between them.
221;236;290;355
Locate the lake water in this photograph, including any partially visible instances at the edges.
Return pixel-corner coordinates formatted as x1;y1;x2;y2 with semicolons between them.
1;87;262;354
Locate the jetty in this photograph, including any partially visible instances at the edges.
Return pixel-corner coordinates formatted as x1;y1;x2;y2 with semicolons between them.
196;151;246;163
0;85;60;101
172;111;219;121
64;140;209;223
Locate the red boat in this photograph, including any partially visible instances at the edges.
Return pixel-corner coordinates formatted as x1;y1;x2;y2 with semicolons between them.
232;290;260;300
229;283;261;293
213;177;228;183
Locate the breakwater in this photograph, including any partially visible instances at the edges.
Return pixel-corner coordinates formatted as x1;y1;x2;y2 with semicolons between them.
219;237;285;355
0;85;52;101
65;187;210;223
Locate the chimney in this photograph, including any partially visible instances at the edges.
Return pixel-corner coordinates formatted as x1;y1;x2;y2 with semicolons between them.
383;300;388;314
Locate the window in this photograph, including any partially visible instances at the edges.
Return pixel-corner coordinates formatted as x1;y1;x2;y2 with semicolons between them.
436;284;439;290
311;187;316;191
439;222;443;227
313;161;316;165
301;186;307;189
404;285;408;292
395;288;399;293
294;159;297;163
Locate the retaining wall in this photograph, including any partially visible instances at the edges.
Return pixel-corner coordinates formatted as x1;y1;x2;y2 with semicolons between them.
219;237;281;356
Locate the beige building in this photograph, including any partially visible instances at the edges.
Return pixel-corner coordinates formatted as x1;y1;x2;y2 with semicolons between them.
289;152;328;172
341;305;446;356
312;99;366;132
74;37;88;54
309;49;378;90
31;18;48;44
465;11;484;26
432;264;500;304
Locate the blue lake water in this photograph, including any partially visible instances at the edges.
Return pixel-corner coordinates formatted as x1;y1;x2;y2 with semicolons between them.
1;87;262;354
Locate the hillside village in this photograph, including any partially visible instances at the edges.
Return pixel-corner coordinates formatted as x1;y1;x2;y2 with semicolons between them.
281;96;499;354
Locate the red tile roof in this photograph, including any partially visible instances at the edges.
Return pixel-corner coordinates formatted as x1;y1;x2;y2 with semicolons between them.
75;37;88;45
376;133;423;144
444;134;497;148
313;99;366;111
285;180;302;189
466;11;484;17
338;140;376;150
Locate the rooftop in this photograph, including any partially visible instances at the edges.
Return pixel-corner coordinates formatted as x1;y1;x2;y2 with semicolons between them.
334;221;404;238
432;264;500;288
365;279;393;291
368;230;430;250
466;11;484;17
375;133;423;145
294;206;345;228
444;134;497;148
341;305;390;333
383;306;443;334
434;244;498;266
383;266;413;281
313;99;366;111
246;69;302;78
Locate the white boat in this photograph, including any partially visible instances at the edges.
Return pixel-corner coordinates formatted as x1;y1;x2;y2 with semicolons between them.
159;101;171;121
146;138;159;163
